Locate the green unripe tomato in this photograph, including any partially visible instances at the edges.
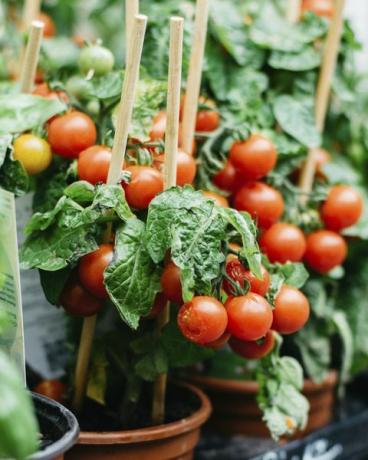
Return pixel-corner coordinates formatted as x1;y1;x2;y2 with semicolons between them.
66;75;92;100
78;45;115;77
86;99;101;117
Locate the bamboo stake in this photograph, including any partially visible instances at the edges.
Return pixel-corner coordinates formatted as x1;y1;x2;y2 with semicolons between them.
298;0;345;200
181;0;209;155
19;21;44;93
152;17;184;426
286;0;301;23
21;0;41;32
125;0;139;55
72;14;148;413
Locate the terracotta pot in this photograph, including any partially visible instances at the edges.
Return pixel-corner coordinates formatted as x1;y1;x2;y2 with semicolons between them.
30;393;79;460
190;371;338;438
66;382;211;460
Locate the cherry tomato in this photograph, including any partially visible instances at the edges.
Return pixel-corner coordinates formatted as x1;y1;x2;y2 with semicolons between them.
37;12;56;38
245;265;270;297
48;111;97;159
78;145;112;184
66;75;91;101
302;0;334;18
144;293;167;320
78;45;115;76
154;150;196;186
229;134;277;180
226;293;273;341
196;110;220;132
78;244;114;299
33;380;66;403
223;260;270;297
213;161;237;192
178;296;228;345
272;285;310;335
260;223;307;263
13;134;52;175
314;147;331;178
304;230;347;273
123;166;164;209
321;185;363;231
234;182;285;229
60;279;104;316
202;191;229;208
32;83;69;103
229;330;275;360
206;332;231;350
160;262;183;304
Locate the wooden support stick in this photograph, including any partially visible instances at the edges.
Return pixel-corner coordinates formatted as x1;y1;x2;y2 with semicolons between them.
286;0;301;23
181;0;209;155
21;0;41;32
72;15;148;414
298;0;345;199
152;16;184;426
19;21;44;94
125;0;139;55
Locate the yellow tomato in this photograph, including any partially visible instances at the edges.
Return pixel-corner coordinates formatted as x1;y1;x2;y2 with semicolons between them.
13;134;52;175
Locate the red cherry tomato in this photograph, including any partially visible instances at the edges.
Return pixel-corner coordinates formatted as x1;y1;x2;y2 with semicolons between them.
272;285;310;334
304;230;347;273
144;293;167;320
321;185;363;231
60;279;104;317
226;293;273;341
178;296;228;345
234;182;285;229
123;165;164;209
33;380;66;403
202;191;229;208
213;161;237;192
229;134;277;180
77;145;112;184
78;244;114;300
302;0;334;18
32;83;69;103
223;260;270;297
196;110;220;132
154;150;196;186
245;265;271;297
160;262;183;305
206;332;231;350
48;111;97;159
229;330;276;359
260;223;307;263
37;12;56;38
314;147;331;178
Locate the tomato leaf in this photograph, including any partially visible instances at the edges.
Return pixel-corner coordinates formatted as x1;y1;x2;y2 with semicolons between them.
0;135;11;169
145;186;226;301
40;37;79;71
332;311;353;389
273;95;321;148
218;207;262;279
0;95;66;134
0;149;30;196
104;218;162;329
39;266;73;306
0;351;39;460
269;46;321;71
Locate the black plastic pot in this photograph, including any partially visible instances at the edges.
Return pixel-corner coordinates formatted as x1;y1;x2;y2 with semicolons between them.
29;393;79;460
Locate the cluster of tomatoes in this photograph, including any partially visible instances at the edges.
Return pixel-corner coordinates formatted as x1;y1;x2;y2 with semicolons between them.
214;134;363;275
160;250;310;360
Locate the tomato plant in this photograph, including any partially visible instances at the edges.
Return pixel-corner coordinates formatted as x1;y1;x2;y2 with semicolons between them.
160;261;183;305
48;111;97;159
178;296;228;345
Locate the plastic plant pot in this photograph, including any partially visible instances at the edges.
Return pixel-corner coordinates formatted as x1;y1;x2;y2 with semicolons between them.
29;392;80;460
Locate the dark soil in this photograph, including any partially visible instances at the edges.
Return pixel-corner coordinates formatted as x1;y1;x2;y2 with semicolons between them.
78;383;201;432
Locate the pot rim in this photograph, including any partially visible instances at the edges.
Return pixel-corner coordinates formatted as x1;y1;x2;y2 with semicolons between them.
189;370;338;394
29;393;80;460
77;381;211;445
